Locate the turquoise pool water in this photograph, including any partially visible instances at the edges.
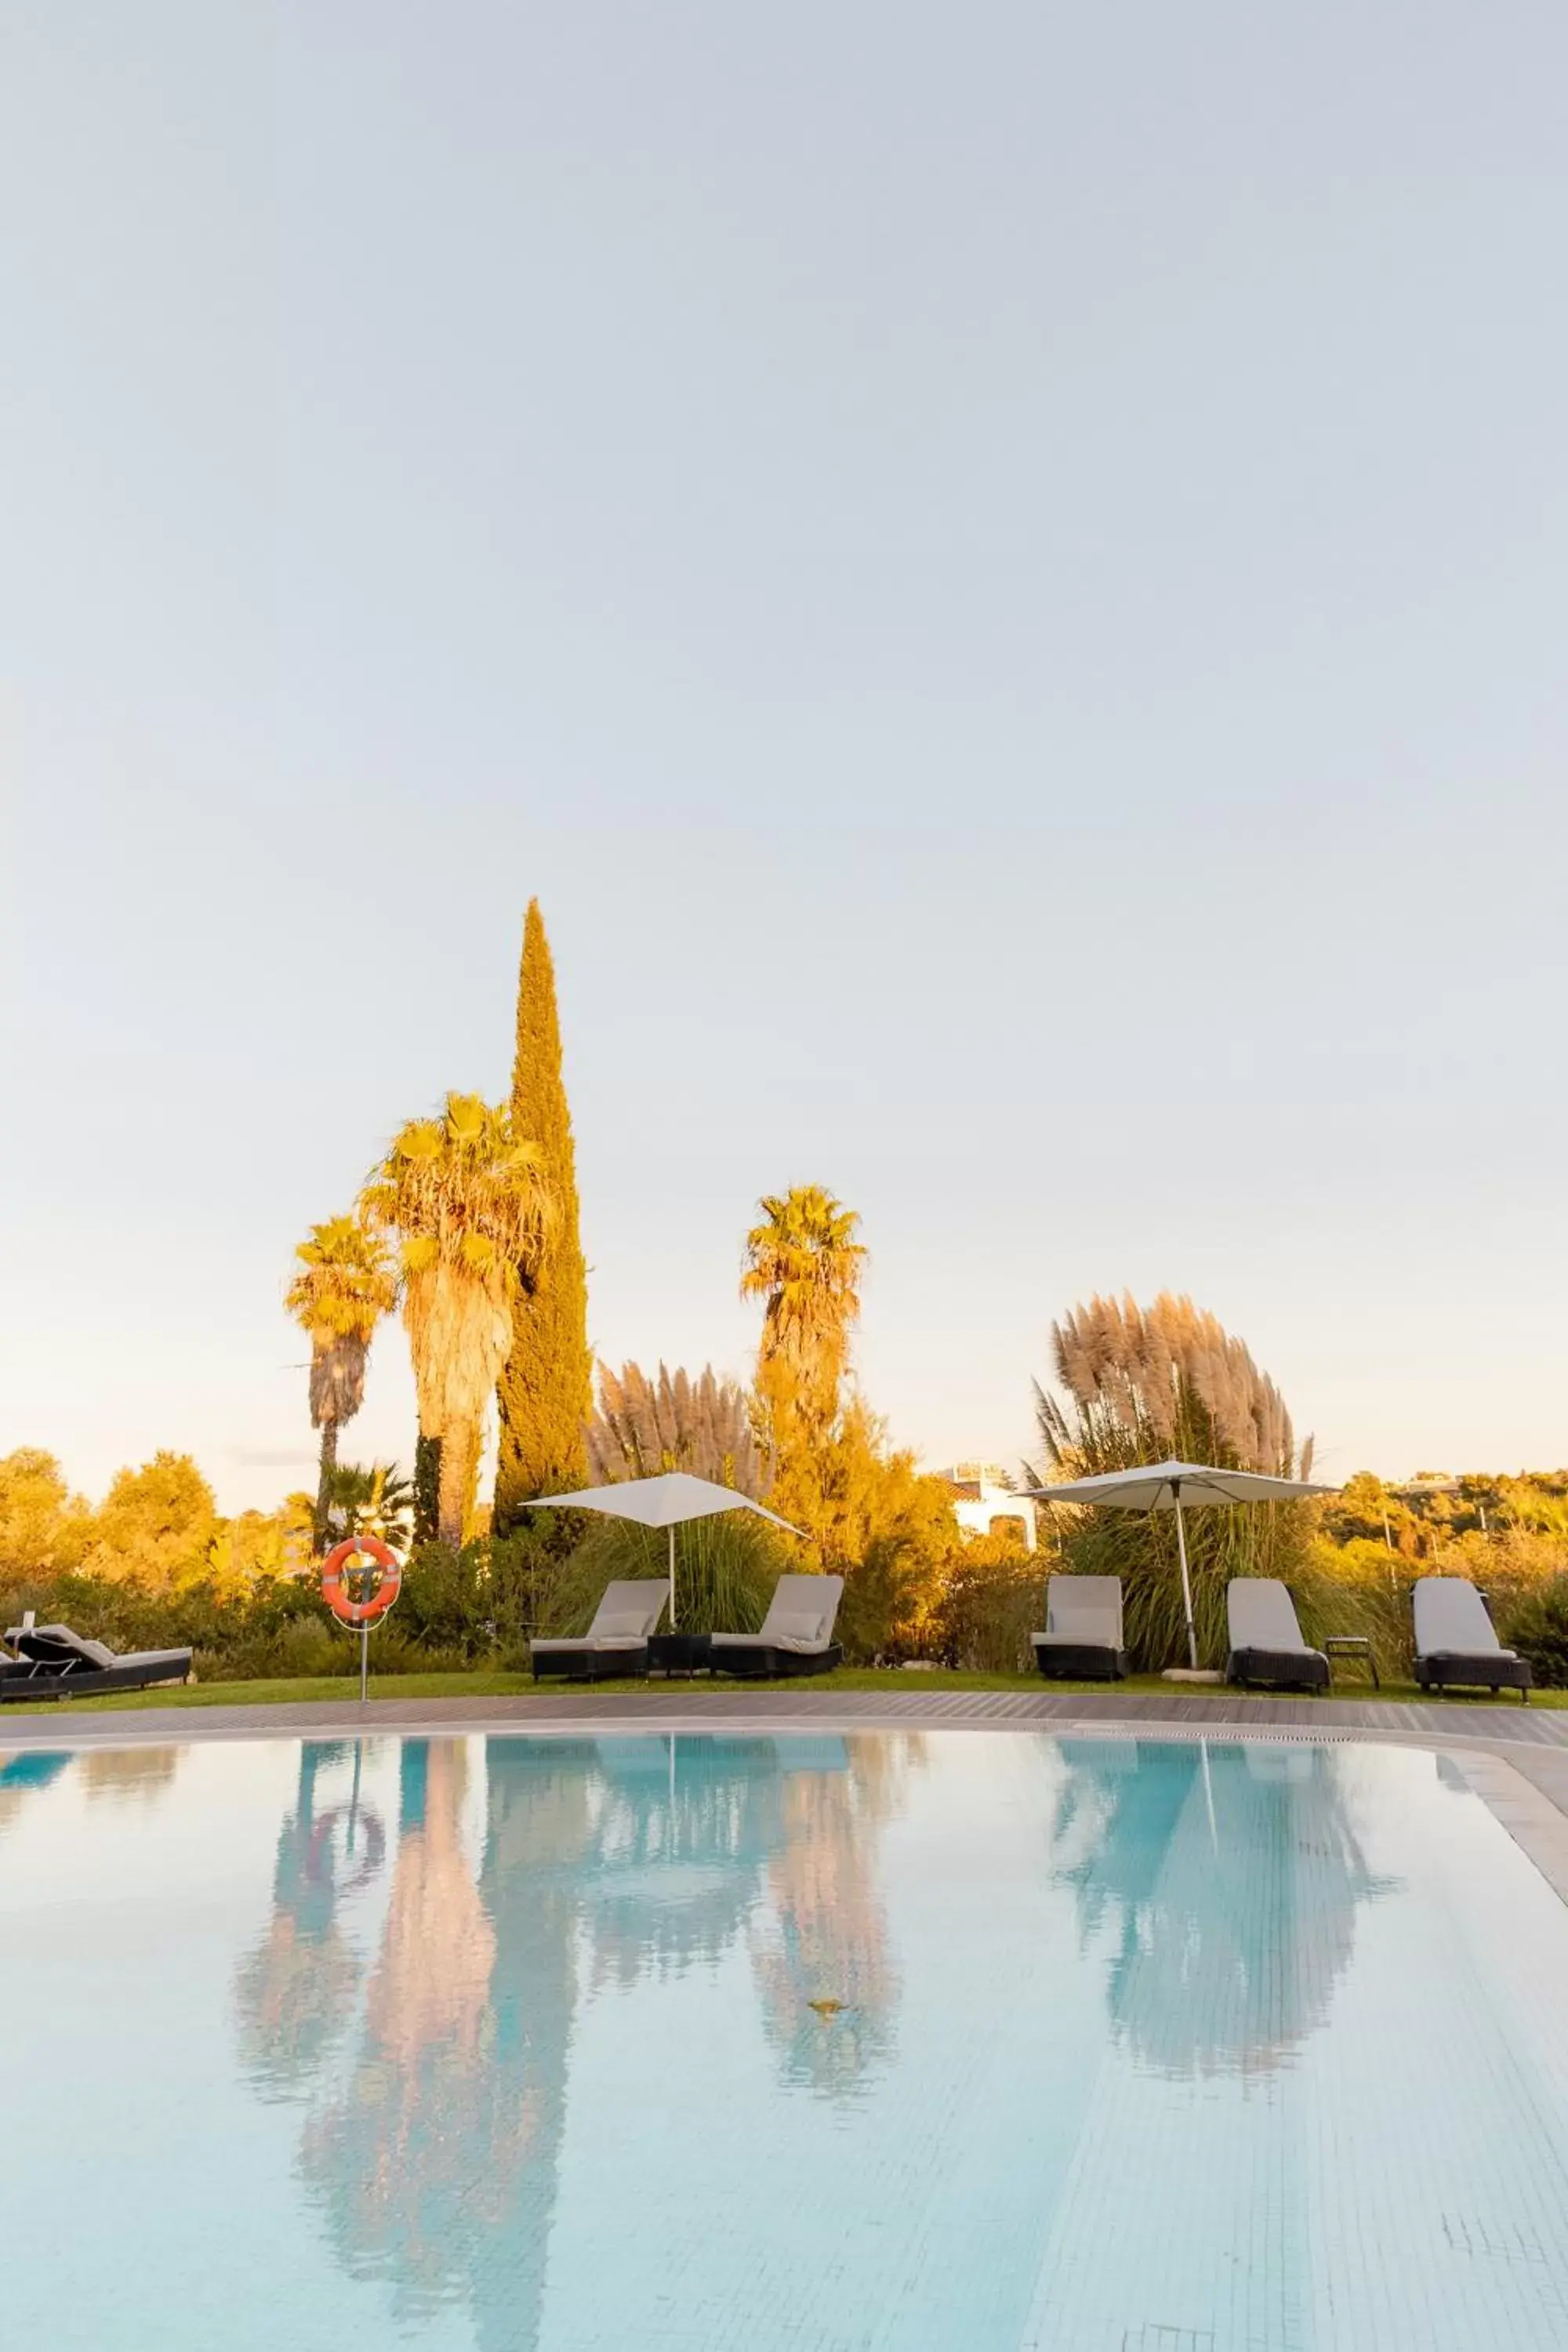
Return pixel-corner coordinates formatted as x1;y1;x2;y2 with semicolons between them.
3;1730;1567;2349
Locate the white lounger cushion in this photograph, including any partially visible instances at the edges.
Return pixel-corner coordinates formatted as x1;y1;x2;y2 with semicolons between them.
1033;1576;1123;1649
1414;1577;1517;1660
1227;1579;1312;1653
530;1635;650;1655
714;1631;832;1654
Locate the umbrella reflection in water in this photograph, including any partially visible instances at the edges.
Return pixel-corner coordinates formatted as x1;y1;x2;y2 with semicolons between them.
1050;1738;1395;2079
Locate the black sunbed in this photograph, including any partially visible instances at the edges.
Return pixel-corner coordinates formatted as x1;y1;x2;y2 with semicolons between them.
528;1579;669;1682
1;1621;193;1704
1031;1575;1129;1680
1225;1580;1330;1693
1413;1578;1531;1703
708;1575;844;1679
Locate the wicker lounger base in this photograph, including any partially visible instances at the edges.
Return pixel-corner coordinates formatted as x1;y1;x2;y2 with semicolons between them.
0;1660;191;1704
1033;1644;1129;1681
1415;1655;1531;1702
531;1646;650;1684
1228;1646;1330;1693
708;1642;843;1681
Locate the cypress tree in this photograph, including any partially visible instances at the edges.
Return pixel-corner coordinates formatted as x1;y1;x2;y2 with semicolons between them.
493;900;592;1529
413;1432;442;1548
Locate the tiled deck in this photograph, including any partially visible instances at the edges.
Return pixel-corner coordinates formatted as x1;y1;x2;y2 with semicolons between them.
2;1682;1563;1748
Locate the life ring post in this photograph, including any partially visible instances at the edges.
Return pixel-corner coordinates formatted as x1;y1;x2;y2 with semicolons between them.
320;1537;403;1706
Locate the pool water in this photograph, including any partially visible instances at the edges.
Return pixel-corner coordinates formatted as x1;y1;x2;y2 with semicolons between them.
3;1730;1567;2350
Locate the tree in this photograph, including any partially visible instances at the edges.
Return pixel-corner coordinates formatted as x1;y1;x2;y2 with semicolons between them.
741;1185;866;1534
317;1460;416;1559
587;1361;767;1495
741;1185;865;1428
207;1494;314;1590
0;1449;93;1574
493;901;593;1530
811;1399;958;1657
362;1092;554;1548
82;1451;218;1590
286;1215;399;1555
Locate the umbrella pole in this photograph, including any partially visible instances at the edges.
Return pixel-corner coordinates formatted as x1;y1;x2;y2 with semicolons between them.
1174;1488;1199;1669
669;1522;677;1629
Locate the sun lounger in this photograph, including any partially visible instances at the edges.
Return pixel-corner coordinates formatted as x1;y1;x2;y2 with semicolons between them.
1031;1575;1128;1680
1225;1580;1330;1693
529;1579;670;1682
0;1619;193;1703
708;1575;844;1679
1413;1577;1531;1703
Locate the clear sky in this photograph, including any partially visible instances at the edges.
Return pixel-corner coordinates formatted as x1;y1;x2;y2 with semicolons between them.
4;1;1565;1513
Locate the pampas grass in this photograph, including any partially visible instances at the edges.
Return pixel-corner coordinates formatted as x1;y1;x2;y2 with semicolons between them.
587;1361;767;1496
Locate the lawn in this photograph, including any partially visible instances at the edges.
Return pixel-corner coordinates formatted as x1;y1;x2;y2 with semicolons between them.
2;1666;1560;1715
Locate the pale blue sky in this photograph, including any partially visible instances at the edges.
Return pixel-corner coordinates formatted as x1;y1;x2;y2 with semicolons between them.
4;1;1565;1511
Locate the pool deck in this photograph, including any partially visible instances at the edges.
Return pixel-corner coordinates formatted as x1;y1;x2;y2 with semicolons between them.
9;1684;1568;1900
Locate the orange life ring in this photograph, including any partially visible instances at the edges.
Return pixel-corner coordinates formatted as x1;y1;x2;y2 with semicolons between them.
321;1536;403;1628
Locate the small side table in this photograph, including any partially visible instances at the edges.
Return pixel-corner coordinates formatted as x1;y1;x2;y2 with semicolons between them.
1324;1634;1379;1690
648;1632;712;1679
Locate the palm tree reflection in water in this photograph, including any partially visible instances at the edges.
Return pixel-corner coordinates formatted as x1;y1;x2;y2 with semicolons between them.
750;1734;923;2093
296;1740;546;2332
1049;1739;1395;2079
234;1741;383;2096
281;1739;594;2343
242;1733;923;2346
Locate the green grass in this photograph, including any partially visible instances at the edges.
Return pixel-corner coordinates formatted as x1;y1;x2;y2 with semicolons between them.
2;1665;1561;1716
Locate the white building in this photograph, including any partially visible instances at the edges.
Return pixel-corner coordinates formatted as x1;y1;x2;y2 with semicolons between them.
938;1461;1036;1552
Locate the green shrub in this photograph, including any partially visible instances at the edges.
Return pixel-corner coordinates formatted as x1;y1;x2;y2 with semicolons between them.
932;1549;1040;1674
1501;1577;1568;1688
395;1541;498;1657
837;1534;935;1664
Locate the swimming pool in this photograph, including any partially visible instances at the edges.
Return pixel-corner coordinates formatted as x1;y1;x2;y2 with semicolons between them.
2;1730;1566;2350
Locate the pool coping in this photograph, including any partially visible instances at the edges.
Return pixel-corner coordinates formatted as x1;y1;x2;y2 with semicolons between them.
8;1691;1568;1906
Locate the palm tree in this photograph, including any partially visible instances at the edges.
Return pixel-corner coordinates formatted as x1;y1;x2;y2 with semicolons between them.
321;1460;416;1557
361;1094;554;1548
286;1216;399;1555
740;1185;866;1432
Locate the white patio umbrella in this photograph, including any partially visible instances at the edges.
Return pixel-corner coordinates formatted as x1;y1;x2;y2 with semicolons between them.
526;1472;801;1627
1026;1460;1334;1670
